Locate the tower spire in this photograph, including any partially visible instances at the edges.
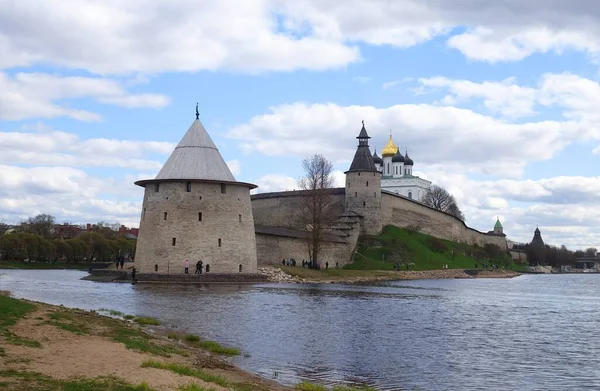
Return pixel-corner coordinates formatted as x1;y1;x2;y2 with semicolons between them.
195;103;199;120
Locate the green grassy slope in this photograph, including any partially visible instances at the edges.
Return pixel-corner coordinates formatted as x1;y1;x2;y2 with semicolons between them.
347;225;525;271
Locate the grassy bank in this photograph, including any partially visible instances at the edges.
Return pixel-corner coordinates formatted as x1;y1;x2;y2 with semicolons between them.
1;294;382;391
351;225;526;272
0;260;92;270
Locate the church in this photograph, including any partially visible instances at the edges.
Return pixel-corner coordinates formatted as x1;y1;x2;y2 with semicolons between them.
371;134;431;201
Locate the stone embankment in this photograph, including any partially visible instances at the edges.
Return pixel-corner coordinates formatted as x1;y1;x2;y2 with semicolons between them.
257;267;303;283
257;267;520;284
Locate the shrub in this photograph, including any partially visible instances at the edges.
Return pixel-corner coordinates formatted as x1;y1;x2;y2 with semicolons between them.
428;237;447;253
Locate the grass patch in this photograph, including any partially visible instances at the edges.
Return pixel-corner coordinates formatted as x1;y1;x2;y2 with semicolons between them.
0;346;5;356
192;340;240;356
49;311;74;321
183;334;240;356
0;370;155;390
134;316;160;326
178;383;217;391
0;295;36;329
111;327;187;357
167;332;179;339
124;315;135;320
3;330;41;348
141;360;229;388
45;310;89;335
99;309;125;317
296;382;327;391
49;321;89;335
350;225;519;271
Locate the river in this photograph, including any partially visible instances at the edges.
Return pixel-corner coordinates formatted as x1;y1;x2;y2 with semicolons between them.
1;270;599;390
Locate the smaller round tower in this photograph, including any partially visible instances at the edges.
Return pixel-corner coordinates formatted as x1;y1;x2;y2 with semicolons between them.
345;121;382;235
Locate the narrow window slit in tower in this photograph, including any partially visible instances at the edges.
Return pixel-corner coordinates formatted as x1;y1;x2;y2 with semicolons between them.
172;238;176;246
218;238;222;247
163;212;167;220
186;181;191;192
198;212;202;221
239;214;242;223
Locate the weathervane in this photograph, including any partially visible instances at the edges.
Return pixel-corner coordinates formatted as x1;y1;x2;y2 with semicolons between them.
195;102;199;120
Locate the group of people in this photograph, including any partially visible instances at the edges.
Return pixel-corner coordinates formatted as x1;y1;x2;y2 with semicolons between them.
183;259;205;274
281;258;338;270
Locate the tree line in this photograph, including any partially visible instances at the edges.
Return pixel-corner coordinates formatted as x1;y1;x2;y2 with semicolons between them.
0;214;135;263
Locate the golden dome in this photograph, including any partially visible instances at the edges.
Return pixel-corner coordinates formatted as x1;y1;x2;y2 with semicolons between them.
381;135;399;157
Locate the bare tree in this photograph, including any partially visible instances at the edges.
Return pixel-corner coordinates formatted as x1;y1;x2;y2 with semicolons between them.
421;185;465;221
296;154;338;265
585;247;598;257
20;214;56;238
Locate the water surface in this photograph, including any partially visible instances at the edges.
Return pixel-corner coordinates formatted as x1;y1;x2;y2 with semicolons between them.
1;270;599;390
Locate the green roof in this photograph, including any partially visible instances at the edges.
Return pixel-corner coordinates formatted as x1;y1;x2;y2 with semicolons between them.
494;218;503;229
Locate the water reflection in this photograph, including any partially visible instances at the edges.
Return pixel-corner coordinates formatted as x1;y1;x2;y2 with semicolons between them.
2;270;600;390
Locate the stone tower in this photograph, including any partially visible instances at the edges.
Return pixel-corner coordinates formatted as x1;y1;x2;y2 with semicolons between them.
345;121;382;235
134;108;258;274
493;217;503;235
531;227;545;248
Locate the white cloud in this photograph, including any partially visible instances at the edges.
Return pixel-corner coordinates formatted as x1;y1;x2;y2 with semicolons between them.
0;1;358;74
0;126;174;170
0;72;170;121
252;174;298;194
416;72;600;131
382;80;400;90
352;76;371;83
418;76;538;118
448;27;600;63
226;160;241;177
227;101;585;178
0;165;143;226
4;0;600;75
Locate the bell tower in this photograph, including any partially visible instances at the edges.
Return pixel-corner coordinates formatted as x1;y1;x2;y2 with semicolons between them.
345;121;382;235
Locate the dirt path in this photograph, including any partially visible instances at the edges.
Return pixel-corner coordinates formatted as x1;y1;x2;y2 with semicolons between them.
0;301;290;391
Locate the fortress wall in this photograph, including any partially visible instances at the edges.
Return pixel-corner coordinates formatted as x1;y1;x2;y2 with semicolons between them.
135;181;257;274
251;189;346;229
256;233;351;268
381;192;507;250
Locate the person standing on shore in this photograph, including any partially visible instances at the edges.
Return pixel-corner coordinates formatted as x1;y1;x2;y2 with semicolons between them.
131;266;137;284
184;260;189;274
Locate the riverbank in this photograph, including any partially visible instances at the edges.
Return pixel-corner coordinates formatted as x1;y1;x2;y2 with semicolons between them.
0;292;382;391
274;266;520;283
0;292;286;390
0;260;90;270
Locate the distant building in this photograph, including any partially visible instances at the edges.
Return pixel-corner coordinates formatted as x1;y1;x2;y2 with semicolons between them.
531;227;545;248
372;134;431;200
486;218;505;237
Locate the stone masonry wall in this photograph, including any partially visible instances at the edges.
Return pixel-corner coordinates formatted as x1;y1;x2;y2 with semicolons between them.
135;181;257;274
256;233;353;268
251;189;345;229
381;192;507;250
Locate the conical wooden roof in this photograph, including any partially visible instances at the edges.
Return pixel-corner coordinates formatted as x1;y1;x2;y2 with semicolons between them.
155;119;235;182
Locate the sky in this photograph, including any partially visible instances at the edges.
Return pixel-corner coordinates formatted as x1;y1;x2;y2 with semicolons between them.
1;0;600;249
